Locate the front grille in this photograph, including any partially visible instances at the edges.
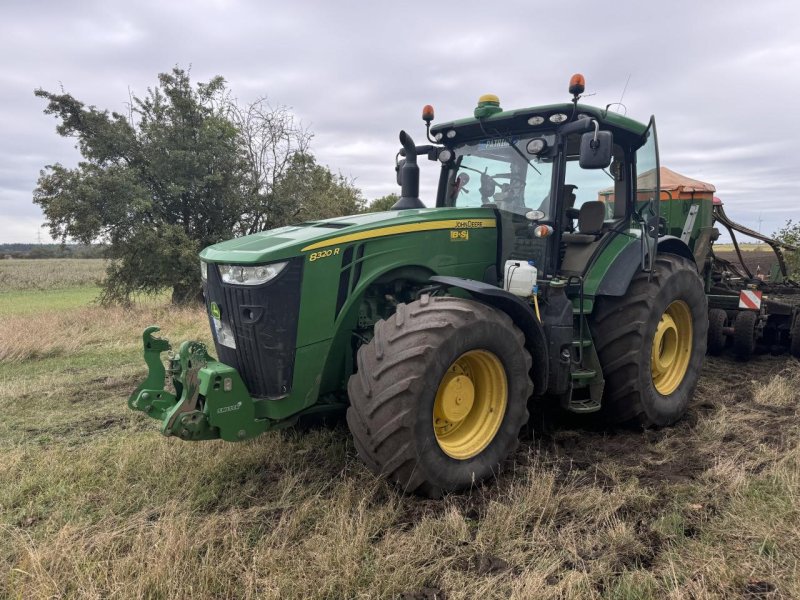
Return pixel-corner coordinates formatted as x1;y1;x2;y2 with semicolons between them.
205;257;303;399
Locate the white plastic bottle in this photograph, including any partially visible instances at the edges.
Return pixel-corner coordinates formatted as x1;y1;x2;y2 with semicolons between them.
503;260;538;297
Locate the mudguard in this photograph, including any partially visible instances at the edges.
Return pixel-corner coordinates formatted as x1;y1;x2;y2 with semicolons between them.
596;236;695;297
429;275;549;396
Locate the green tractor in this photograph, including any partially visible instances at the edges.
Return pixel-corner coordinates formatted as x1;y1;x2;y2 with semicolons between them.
130;74;712;497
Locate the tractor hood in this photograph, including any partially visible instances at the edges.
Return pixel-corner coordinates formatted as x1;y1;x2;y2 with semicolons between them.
199;207;495;264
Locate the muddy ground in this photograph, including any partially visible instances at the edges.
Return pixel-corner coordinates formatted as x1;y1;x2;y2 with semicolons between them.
404;353;794;517
393;352;798;599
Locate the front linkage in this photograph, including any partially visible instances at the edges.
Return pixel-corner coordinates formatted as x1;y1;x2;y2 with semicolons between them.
128;326;267;442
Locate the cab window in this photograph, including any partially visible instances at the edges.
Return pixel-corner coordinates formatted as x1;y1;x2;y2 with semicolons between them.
564;136;627;222
447;138;556;218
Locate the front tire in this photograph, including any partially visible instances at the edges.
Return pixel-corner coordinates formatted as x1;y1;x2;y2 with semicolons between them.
346;295;533;497
590;254;708;427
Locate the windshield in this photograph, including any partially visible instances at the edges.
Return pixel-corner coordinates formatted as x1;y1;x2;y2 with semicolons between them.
444;135;555;218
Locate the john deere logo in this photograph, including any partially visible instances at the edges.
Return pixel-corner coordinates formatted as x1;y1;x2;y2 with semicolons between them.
210;302;221;319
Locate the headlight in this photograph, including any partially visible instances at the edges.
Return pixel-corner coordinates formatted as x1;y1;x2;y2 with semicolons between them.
218;262;288;286
200;261;208;281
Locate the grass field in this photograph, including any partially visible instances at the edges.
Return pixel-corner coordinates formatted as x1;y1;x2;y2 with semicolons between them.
0;258;107;291
1;259;799;599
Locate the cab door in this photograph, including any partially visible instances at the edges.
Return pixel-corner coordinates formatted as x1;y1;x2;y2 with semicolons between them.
635;117;660;269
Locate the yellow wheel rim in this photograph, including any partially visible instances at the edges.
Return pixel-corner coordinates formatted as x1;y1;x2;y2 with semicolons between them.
651;300;693;395
433;350;507;460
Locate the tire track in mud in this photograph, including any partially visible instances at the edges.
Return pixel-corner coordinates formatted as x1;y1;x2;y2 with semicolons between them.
532;354;796;486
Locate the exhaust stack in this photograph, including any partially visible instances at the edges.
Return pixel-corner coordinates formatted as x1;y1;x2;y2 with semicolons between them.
391;130;425;210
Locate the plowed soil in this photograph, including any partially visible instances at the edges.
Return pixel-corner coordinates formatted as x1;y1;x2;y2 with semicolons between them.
714;248;781;277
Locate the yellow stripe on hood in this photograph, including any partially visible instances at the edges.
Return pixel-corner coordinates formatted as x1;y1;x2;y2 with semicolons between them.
301;218;496;252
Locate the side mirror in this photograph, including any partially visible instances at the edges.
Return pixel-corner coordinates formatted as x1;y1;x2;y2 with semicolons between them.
579;130;613;169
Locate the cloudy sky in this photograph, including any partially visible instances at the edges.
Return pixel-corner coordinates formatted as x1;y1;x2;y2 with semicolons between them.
2;0;798;243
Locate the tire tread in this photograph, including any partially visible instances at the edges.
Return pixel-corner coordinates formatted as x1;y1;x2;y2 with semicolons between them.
590;254;707;426
347;296;532;496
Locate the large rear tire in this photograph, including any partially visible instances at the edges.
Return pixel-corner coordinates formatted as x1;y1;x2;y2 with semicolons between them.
346;295;533;497
589;254;708;427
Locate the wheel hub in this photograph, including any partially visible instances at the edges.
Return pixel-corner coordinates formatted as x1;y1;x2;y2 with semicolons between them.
433;350;508;460
434;373;475;422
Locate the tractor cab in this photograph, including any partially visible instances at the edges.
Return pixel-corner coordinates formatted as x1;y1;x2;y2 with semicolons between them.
424;80;660;282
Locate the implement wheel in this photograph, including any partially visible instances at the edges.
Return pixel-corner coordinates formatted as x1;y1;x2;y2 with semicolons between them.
589;254;708;427
346;295;533;497
707;308;728;355
733;310;757;360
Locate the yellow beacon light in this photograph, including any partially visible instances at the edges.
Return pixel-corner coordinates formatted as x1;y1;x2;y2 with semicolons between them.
475;94;502;118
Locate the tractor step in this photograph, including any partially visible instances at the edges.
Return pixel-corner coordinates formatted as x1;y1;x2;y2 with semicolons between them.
570;368;597;381
567;397;602;413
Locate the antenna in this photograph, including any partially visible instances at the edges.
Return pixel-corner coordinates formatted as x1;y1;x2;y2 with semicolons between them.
618;73;631;107
604;74;632;116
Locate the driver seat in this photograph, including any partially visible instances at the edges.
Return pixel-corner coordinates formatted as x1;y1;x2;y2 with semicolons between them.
561;201;605;244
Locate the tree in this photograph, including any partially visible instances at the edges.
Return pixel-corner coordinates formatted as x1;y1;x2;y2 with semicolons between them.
365;193;399;212
774;219;800;278
35;67;365;304
35;68;248;304
271;153;364;222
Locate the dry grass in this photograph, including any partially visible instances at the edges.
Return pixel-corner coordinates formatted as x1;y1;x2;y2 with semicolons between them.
0;304;207;363
1;261;799;599
0;259;107;291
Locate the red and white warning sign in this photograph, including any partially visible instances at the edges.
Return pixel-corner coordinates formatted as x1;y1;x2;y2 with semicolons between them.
738;290;763;310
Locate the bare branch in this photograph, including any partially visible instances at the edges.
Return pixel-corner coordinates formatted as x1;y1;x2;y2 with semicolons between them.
228;96;313;232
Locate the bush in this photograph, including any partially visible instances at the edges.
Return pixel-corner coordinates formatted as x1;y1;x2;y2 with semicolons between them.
774;220;800;278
